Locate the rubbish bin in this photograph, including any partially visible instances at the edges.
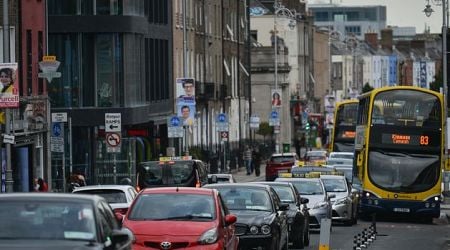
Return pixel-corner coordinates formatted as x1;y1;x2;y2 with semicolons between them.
282;143;290;153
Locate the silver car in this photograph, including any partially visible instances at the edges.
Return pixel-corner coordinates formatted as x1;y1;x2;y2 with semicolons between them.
275;177;333;231
72;185;138;214
320;174;359;225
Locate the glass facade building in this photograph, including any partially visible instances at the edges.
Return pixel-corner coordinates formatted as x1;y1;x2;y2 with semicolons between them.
48;0;172;189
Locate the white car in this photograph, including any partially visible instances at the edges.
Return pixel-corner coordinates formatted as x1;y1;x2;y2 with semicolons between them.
320;174;359;225
327;152;354;165
72;185;138;214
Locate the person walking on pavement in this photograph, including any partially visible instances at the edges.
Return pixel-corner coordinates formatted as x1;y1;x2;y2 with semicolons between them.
252;147;262;177
243;145;253;175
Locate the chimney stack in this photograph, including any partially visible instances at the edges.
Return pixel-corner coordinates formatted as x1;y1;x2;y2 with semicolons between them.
365;32;378;49
380;28;393;52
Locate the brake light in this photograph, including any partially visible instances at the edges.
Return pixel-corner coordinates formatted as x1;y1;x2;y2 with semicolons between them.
136;186;141;192
195;180;201;188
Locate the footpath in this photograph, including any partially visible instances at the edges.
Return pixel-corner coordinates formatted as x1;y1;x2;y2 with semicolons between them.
231;164;267;183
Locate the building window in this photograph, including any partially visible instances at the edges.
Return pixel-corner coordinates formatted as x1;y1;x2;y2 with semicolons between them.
345;26;361;36
26;30;32;96
315;12;329;22
38;31;44;95
48;0;78;15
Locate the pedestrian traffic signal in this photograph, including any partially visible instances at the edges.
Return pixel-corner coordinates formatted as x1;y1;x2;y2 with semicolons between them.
305;122;310;130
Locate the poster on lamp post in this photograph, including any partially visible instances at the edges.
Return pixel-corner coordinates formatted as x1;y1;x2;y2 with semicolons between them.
0;63;19;108
271;89;282;107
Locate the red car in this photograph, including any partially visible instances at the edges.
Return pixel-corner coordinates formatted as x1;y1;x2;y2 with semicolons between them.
121;187;239;250
265;152;299;181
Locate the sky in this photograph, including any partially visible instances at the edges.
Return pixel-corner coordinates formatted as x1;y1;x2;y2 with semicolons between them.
310;0;442;33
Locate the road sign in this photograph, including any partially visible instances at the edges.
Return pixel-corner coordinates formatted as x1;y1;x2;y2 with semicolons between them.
250;115;261;129
168;126;184;138
51;112;67;122
50;137;64;152
217;113;227;123
216;113;229;132
220;131;229;141
270;110;279;119
38;56;61;83
106;132;121;147
269;111;280;126
2;134;14;144
105;113;121;132
168;116;181;127
52;123;62;137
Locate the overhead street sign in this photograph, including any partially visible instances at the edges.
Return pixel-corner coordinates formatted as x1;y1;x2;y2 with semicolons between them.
105;113;121;132
38;56;61;83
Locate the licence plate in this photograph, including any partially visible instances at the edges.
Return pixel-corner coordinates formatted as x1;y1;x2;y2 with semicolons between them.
278;170;288;174
393;208;410;213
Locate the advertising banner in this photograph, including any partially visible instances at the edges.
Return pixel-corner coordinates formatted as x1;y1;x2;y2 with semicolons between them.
0;63;19;108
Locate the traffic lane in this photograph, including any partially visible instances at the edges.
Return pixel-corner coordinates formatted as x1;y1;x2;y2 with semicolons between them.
300;217;450;250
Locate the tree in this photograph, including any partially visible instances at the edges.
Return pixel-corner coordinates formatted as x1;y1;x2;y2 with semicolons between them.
256;122;273;143
362;82;374;93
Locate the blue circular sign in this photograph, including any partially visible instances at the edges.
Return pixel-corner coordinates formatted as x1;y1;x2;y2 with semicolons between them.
170;116;181;127
218;113;227;122
52;123;61;137
271;111;279;119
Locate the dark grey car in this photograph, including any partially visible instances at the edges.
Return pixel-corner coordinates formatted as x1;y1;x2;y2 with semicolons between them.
0;193;133;250
253;181;311;249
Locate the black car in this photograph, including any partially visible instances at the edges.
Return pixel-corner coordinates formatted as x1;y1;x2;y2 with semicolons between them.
254;181;310;249
204;183;289;250
0;193;133;250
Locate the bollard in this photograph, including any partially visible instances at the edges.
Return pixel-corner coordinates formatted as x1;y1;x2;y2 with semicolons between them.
319;218;331;250
360;232;367;249
353;235;361;250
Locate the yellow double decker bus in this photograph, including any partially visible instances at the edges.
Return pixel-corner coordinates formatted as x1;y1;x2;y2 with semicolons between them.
354;86;443;221
330;100;358;152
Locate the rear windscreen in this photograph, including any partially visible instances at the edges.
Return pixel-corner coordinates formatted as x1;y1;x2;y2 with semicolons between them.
270;156;295;163
139;161;195;186
74;189;127;203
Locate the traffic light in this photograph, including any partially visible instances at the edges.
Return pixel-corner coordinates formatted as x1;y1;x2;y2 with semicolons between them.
305;122;310;131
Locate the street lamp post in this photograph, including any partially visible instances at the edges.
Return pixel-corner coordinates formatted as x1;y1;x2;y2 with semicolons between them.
424;0;449;193
273;1;297;153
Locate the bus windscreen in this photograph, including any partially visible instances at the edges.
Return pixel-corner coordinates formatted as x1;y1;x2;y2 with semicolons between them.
138;161;195;187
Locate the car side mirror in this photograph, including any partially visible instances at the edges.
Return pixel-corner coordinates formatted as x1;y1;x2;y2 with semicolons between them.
225;214;237;226
328;193;336;199
110;229;132;246
278;203;289;211
300;197;309;204
210;175;218;184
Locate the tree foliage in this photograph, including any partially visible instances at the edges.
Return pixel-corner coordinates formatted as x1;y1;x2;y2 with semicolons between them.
257;122;273;142
362;82;374;93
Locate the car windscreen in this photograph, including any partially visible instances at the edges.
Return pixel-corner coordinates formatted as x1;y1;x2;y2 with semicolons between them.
321;178;347;192
270;156;295;163
128;193;215;221
74;189;127;203
289;180;324;195
270;185;295;203
139;161;195;186
214;186;272;212
0;200;96;241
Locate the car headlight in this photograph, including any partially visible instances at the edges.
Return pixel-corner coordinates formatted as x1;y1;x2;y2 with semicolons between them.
250;225;259;234
313;201;328;209
334;197;349;206
198;227;218;244
261;225;271;235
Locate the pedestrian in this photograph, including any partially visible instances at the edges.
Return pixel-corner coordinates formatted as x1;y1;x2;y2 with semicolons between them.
252;148;262;177
243;146;253;175
37;178;48;192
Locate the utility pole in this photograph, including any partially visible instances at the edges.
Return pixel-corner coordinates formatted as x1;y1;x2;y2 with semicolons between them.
3;0;12;193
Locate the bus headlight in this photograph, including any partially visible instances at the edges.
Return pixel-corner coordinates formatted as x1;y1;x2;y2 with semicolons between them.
431;203;436;208
374;199;379;205
425;203;430;208
434;196;440;201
